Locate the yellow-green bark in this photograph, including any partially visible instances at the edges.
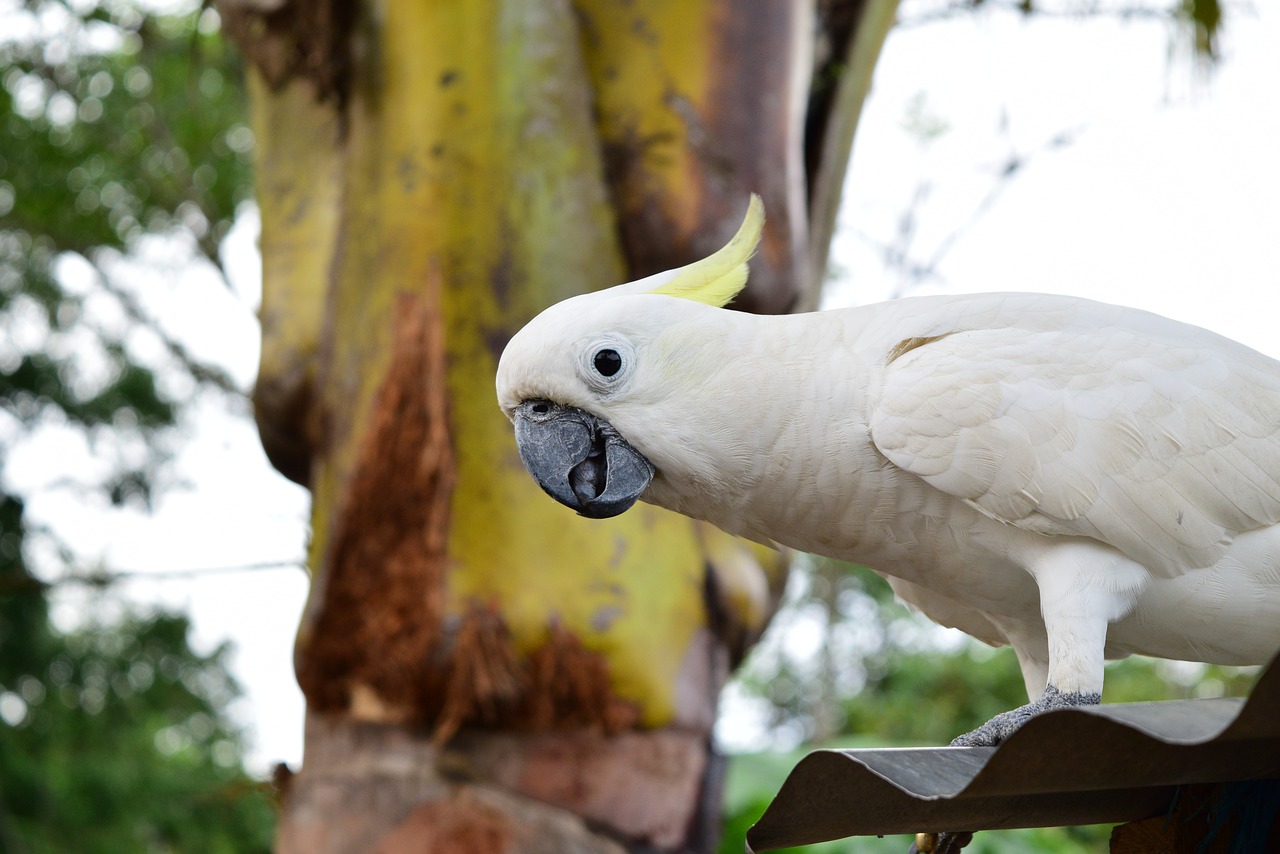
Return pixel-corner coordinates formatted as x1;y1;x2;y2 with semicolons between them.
574;0;813;314
245;0;785;739
573;0;715;234
230;0;892;848
249;70;342;484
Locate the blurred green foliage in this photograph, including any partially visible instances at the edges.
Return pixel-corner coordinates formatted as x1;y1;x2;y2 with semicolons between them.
1;497;275;853
0;2;272;850
0;0;251;503
0;1;249;261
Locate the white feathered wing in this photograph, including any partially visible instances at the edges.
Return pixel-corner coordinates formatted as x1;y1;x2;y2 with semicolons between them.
864;294;1280;694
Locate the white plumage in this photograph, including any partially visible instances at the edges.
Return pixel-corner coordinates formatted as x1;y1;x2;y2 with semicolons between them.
496;199;1280;743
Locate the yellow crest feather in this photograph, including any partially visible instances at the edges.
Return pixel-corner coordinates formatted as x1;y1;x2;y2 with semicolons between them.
648;195;764;307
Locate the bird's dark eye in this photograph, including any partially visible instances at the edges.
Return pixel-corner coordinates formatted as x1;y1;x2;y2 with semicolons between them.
593;348;623;377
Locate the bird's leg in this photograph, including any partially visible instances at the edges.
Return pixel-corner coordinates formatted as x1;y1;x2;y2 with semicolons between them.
949;615;1105;746
951;550;1133;747
916;550;1139;849
912;623;1100;854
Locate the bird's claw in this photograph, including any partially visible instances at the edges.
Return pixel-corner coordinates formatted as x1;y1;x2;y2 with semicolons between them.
913;688;1103;851
909;831;973;853
950;684;1101;747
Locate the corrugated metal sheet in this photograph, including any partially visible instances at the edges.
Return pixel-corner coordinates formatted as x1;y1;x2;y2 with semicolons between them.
747;654;1280;852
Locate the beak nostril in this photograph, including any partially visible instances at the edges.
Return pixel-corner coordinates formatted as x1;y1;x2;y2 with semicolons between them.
531;401;550;415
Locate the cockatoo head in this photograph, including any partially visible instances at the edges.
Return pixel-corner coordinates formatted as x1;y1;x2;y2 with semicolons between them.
496;196;764;518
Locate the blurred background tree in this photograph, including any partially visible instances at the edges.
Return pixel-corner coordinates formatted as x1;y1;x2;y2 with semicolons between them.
1;2;273;850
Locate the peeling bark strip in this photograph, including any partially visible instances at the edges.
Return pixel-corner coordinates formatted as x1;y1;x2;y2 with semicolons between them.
297;292;455;719
216;0;357;104
432;607;642;744
433;605;527;744
294;288;644;734
524;623;641;732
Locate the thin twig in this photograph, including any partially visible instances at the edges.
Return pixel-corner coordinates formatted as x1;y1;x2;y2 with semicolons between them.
877;116;1085;297
1;559;307;595
87;256;247;398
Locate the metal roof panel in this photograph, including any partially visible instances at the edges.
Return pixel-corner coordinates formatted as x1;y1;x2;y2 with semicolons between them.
747;654;1280;852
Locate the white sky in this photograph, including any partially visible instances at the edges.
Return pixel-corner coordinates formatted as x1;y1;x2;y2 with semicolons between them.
830;1;1280;343
17;2;1280;771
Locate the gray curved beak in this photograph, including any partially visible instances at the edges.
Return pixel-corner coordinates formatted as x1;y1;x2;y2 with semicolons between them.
511;400;654;519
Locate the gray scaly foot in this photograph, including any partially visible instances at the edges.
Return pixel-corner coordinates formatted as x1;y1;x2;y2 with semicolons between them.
950;684;1101;748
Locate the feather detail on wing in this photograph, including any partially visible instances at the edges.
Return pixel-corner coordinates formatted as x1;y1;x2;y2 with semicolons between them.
868;298;1280;576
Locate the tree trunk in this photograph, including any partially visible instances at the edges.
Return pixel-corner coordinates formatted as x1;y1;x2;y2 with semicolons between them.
220;0;896;850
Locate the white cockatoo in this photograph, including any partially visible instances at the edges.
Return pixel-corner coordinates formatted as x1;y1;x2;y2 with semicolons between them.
495;195;1280;747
